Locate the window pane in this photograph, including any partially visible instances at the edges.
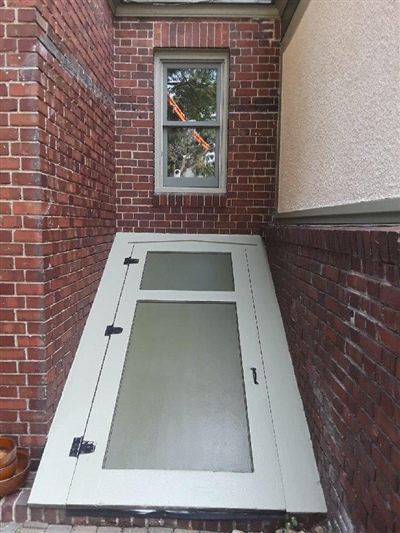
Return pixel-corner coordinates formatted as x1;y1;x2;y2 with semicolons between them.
104;302;253;473
140;252;234;291
167;127;216;179
166;68;217;122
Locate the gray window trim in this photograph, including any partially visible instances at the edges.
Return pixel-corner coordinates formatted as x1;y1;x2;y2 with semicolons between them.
154;50;228;194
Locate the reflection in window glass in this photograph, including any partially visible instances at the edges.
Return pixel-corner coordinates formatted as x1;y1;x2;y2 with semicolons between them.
166;68;217;122
167;127;216;179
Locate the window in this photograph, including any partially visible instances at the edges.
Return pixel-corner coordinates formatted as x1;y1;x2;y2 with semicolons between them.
154;51;228;194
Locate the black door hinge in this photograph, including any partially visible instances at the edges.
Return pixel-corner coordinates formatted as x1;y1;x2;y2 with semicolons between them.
124;257;139;265
69;436;96;457
105;325;123;336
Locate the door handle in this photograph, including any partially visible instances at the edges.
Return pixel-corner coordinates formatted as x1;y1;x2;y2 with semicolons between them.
251;367;259;385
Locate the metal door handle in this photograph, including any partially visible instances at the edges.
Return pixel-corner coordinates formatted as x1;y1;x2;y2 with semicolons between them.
251;367;258;385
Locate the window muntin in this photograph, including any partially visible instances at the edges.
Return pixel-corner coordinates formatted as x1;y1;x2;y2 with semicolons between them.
155;52;228;194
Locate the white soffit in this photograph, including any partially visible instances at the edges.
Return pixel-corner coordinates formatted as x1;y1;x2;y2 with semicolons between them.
113;1;279;17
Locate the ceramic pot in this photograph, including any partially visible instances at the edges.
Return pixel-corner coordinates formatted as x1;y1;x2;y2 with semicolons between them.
0;449;31;497
0;457;17;480
0;437;17;469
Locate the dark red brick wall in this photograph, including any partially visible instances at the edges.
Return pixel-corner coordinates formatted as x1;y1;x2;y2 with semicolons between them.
115;19;280;234
262;224;400;533
1;7;281;466
0;0;115;467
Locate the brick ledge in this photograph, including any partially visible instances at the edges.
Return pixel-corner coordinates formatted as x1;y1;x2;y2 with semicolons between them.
0;474;328;531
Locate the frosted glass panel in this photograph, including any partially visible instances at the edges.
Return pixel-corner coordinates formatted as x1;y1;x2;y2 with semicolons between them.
104;302;252;472
140;252;234;291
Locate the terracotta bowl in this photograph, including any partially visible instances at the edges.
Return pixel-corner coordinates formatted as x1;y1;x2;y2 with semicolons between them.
0;456;17;480
0;437;17;469
0;449;31;497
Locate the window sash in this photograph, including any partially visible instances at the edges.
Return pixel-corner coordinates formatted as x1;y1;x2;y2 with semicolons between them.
163;62;222;126
163;125;220;188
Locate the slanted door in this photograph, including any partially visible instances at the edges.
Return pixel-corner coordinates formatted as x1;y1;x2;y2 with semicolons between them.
67;241;285;510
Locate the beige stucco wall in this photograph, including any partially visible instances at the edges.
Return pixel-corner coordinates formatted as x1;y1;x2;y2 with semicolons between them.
278;0;400;213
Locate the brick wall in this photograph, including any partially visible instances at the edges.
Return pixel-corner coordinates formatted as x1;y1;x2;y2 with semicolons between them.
262;224;400;533
1;7;280;466
115;19;280;234
0;0;115;467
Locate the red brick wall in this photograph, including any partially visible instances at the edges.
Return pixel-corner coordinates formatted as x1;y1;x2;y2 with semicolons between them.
0;0;115;467
115;19;280;234
262;224;400;533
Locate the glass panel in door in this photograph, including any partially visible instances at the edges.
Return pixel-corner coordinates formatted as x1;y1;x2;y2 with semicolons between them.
140;252;234;291
104;301;252;472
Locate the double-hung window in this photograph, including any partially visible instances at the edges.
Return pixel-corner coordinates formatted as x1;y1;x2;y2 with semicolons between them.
154;51;228;194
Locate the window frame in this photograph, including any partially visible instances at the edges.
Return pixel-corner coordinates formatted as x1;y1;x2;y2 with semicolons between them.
154;50;229;194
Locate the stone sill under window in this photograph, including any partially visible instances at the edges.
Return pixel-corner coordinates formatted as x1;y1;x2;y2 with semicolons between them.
153;194;227;208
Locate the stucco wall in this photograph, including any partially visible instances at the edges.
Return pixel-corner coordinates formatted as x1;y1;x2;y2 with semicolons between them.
278;0;400;213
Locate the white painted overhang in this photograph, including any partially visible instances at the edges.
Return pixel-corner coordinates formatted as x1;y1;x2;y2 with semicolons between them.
107;0;286;19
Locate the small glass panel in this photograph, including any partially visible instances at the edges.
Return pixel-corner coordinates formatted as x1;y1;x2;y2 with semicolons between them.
140;252;234;291
167;127;216;179
104;302;253;472
166;68;217;122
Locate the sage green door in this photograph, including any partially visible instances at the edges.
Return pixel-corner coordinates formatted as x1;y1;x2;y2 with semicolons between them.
67;240;285;510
